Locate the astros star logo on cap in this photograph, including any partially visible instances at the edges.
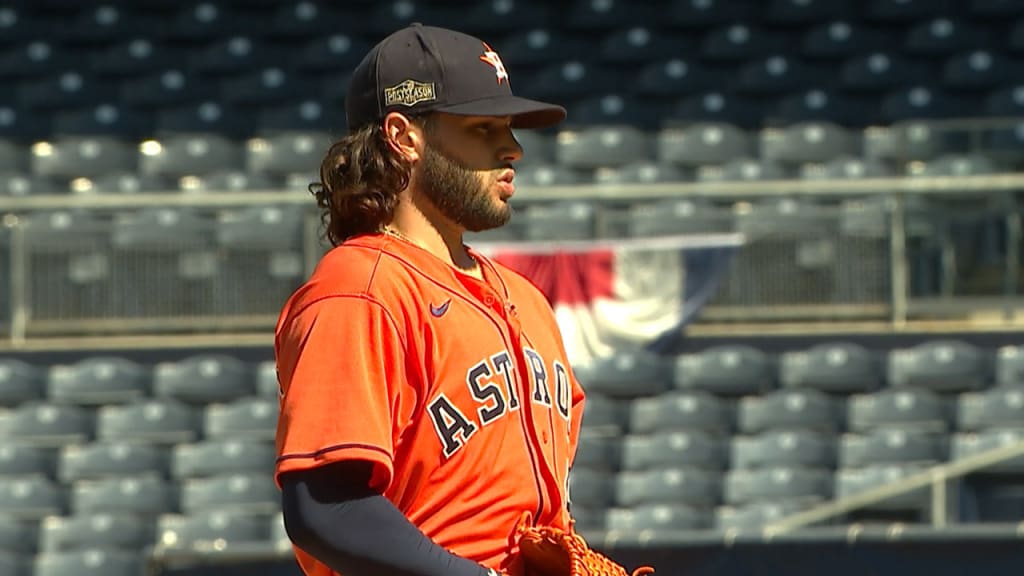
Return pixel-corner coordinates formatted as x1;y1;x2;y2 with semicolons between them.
479;42;508;84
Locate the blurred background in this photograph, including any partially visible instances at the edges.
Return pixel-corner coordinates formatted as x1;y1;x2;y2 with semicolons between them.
1;0;1023;575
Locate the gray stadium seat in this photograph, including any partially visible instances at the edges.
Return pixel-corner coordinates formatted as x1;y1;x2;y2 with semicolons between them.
615;467;720;508
701;23;785;62
246;131;330;176
731;430;836;470
800;155;893;180
0;445;54;479
573;351;671;399
138;134;244;178
905;17;983;56
881;85;965;122
511;130;555;166
86;171;174;194
0;477;64;519
760;122;860;164
0;173;62;196
256;361;280;398
156;510;271;549
525;61;620;102
669;91;765;129
56;441;167;484
699;157;787;182
951;428;1024;474
34;549;143;576
723;467;832;506
580;394;628;435
555;126;653;170
766;0;854;23
868;0;950;22
863;121;963;162
573;433;621;472
634;57;721;98
802;20;886;59
177;169;281;193
203;397;278;441
567;468;615;508
624;199;732;237
0;359;45;406
270;511;288;549
294;32;370;71
674;345;776;397
568;506;604;531
606;503;710;532
944;49;1019;90
996;346;1024;386
775;88;877;127
30;136;136;180
838;428;947;468
887;339;992;393
153;354;254;405
514;164;590;188
714;500;812;531
96;399;201;445
780;341;882;394
91;38;175;76
38;514;154;552
171;440;274;479
179;473;279;515
835;464;930;512
847;388;950;433
521;201;595;242
0;513;36;555
566;95;665;131
621;431;726;471
735;55;821;95
656;122;754;168
0;139;27;172
46;356;150;406
629;391;732;435
594;162;690;187
957;386;1024;432
70;476;175;516
0;403;93;447
911;154;1000;177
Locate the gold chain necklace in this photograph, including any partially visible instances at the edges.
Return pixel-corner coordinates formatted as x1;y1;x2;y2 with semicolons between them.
382;227;480;274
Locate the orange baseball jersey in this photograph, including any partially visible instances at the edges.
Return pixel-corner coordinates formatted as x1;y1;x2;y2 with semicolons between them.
274;232;587;576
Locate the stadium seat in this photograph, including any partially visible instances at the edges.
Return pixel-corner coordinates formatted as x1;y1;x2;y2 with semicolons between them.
90;38;175;76
731;430;836;470
565;0;659;31
701;23;785;62
905;18;985;56
247;131;331;176
513;164;590;188
866;0;953;22
801;155;894;180
0;173;61;196
120;69;217;108
838;428;948;468
737;389;843;435
971;0;1024;16
605;503;710;532
723;467;832;506
0;6;45;44
153;354;254;405
520;201;596;241
615;467;721;508
674;345;776;397
191;35;276;74
594;162;691;187
70;476;175;516
30;136;134;180
0;477;64;519
57;442;169;483
179;473;279;515
943;50;1020;90
573;433;622;472
863;120;965;162
0;359;45;407
957;386;1024;432
17;72;116;111
620;431;726;471
572;351;672;399
657;122;755;168
773;88;881;127
50;104;154;140
203;397;278;441
156;510;271;549
633;58;721;98
38;514;154;553
951;428;1024;474
759;122;860;165
293;33;371;72
0;403;93;447
138;134;245;178
887;339;992;393
779;341;883;394
911;154;1000;177
669;91;765;129
255;361;280;398
564;95;665;131
567;468;615;508
847;387;950;433
668;0;753;28
629;391;733;435
496;28;587;67
881;85;966;122
46;356;150;406
624;199;732;237
221;67;314;106
700;157;788;182
367;0;453;35
522;61;619;102
177;169;282;193
0;444;54;479
996;346;1024;386
834;464;931;514
0;513;36;555
95;399;201;445
735;55;822;95
61;4;149;43
155;100;252;138
841;52;932;93
265;1;345;38
714;500;811;531
34;549;144;576
802;20;887;59
512;130;555;166
600;26;689;64
166;2;251;40
579;394;628;435
171;440;274;479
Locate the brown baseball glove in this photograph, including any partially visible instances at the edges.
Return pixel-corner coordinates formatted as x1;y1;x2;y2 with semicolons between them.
511;513;655;576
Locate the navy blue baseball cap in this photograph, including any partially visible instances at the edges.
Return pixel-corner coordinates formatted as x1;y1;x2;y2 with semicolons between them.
345;24;566;131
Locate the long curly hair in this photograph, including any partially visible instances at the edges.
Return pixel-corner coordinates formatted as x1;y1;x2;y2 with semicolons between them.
309;115;431;246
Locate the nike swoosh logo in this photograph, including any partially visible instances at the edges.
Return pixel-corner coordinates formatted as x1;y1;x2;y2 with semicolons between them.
430;299;451;317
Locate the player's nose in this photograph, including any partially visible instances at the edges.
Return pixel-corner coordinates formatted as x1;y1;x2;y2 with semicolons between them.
501;136;523;164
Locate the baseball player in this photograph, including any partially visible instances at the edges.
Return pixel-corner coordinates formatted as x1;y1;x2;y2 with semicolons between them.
274;24;588;576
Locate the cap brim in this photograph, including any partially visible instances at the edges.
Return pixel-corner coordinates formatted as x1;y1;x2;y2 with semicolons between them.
437;95;566;129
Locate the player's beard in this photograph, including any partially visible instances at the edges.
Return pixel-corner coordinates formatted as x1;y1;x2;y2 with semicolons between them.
418;139;512;233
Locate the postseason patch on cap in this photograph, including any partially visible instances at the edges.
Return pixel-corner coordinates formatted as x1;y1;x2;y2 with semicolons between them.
383;79;437;107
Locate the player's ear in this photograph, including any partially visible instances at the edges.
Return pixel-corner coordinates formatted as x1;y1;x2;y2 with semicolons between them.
382;112;422;163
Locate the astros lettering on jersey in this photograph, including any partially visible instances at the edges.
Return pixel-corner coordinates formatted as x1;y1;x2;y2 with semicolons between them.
274;233;587;576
